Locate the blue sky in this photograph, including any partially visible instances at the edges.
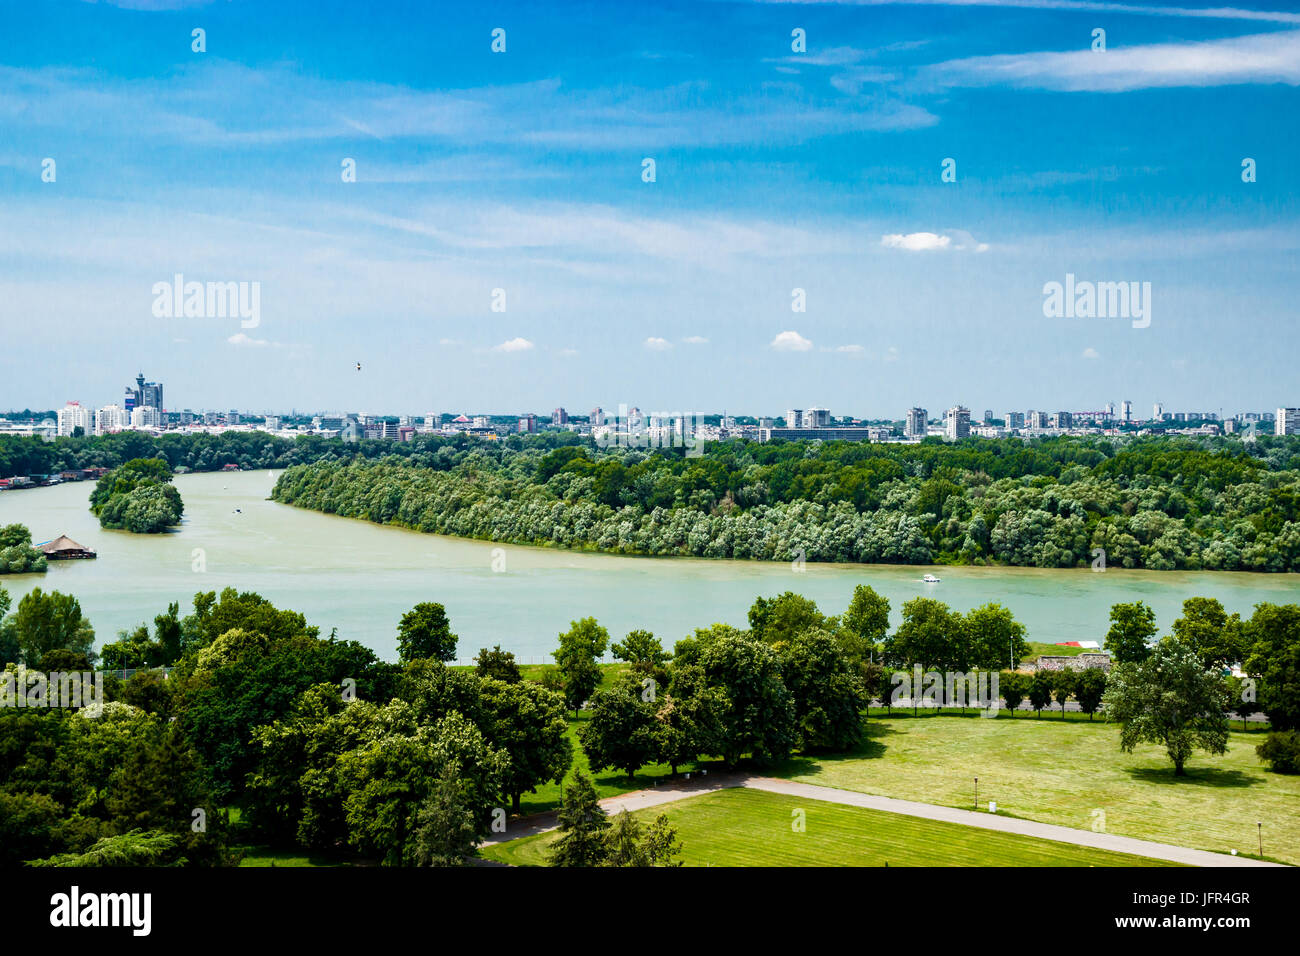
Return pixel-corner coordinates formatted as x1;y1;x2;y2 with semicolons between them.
1;0;1297;419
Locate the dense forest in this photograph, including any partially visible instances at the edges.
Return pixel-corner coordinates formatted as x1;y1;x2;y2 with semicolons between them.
271;434;1300;572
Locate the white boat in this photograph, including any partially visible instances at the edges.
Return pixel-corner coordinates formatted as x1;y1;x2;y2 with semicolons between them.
922;573;941;583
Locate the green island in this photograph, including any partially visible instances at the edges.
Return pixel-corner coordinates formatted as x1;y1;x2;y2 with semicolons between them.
0;524;47;575
1;578;1296;868
89;457;184;533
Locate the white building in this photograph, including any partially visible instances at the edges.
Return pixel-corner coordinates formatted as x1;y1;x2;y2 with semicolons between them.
1276;408;1300;436
57;402;92;437
904;407;927;439
785;408;803;429
944;406;970;441
95;404;128;435
130;406;163;429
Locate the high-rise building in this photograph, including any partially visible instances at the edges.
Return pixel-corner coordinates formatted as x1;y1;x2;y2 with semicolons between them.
130;405;162;428
944;406;970;441
904;407;927;438
552;408;568;426
785;408;803;429
590;407;604;427
805;407;831;427
124;372;164;412
1153;402;1163;420
95;404;127;435
1051;411;1073;429
518;414;537;434
983;409;994;424
57;402;91;437
1276;408;1300;436
1005;411;1025;429
1121;400;1132;422
1028;410;1050;430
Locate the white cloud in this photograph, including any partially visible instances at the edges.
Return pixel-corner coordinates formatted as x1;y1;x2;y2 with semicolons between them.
493;337;534;352
882;231;952;251
227;332;268;347
682;335;709;344
927;29;1300;93
771;330;813;351
644;336;673;351
881;230;989;252
836;344;866;354
1082;347;1100;359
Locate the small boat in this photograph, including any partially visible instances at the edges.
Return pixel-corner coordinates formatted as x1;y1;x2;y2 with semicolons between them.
922;573;941;584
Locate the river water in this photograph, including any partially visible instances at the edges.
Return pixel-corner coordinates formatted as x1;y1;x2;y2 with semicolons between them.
1;470;1297;662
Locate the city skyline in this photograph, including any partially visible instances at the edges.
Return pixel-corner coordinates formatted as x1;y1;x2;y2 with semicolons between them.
1;1;1297;412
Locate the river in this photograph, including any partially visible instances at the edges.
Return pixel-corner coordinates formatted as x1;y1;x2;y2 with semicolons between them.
1;470;1297;662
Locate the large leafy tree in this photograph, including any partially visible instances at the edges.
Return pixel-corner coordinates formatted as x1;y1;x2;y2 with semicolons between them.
748;592;827;644
962;602;1029;671
397;602;458;662
1243;603;1300;731
1172;597;1247;669
1105;602;1158;664
698;631;795;767
885;597;964;670
777;628;867;751
578;675;658;781
838;584;891;669
553;617;610;712
655;663;725;775
8;588;95;666
478;678;573;812
1103;638;1230;775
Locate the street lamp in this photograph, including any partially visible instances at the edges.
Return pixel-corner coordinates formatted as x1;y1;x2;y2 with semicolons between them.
1258;822;1263;858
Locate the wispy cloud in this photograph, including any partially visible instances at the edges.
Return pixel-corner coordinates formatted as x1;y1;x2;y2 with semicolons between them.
771;330;814;351
644;336;673;351
492;337;534;353
927;29;1300;92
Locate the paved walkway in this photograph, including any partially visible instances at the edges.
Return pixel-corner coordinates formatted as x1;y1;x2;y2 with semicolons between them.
483;773;1285;867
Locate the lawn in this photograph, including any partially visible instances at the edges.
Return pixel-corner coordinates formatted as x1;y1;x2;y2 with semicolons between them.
479;787;1179;867
775;712;1298;864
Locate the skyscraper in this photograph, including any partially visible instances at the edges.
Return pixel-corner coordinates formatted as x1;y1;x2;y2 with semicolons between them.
904;407;927;438
785;408;803;429
1276;408;1300;436
57;401;91;437
944;406;970;440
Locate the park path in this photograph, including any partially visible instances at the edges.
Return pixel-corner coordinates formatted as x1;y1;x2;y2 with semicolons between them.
482;773;1285;867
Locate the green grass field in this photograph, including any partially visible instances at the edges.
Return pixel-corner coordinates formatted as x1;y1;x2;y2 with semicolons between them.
776;712;1297;864
480;787;1178;867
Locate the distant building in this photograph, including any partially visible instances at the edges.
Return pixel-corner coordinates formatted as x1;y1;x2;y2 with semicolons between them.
1028;410;1050;430
552;407;568;426
57;402;91;437
785;408;803;429
519;414;537;434
1051;411;1073;429
590;407;604;427
1121;400;1132;422
805;407;831;428
1276;408;1300;436
944;406;970;441
124;372;164;413
983;409;994;424
904;407;927;439
95;404;127;435
1005;411;1025;430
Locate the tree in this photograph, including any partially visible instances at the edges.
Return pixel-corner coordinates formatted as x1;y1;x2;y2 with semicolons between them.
748;592;826;644
642;812;683;866
1172;597;1246;669
999;671;1026;716
397;602;458;662
478;678;572;812
578;676;658;781
9;588;95;665
1052;669;1075;718
1105;602;1157;664
885;598;965;671
1074;667;1107;720
408;764;478;866
1256;731;1300;774
1027;670;1054;717
840;585;891;657
553;617;609;712
1242;603;1300;731
698;632;796;767
654;664;724;776
962;603;1029;671
1103;638;1230;776
602;810;648;867
474;645;521;683
777;628;867;751
611;629;669;668
548;771;610;867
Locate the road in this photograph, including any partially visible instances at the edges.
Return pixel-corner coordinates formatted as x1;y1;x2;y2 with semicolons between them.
481;773;1285;867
